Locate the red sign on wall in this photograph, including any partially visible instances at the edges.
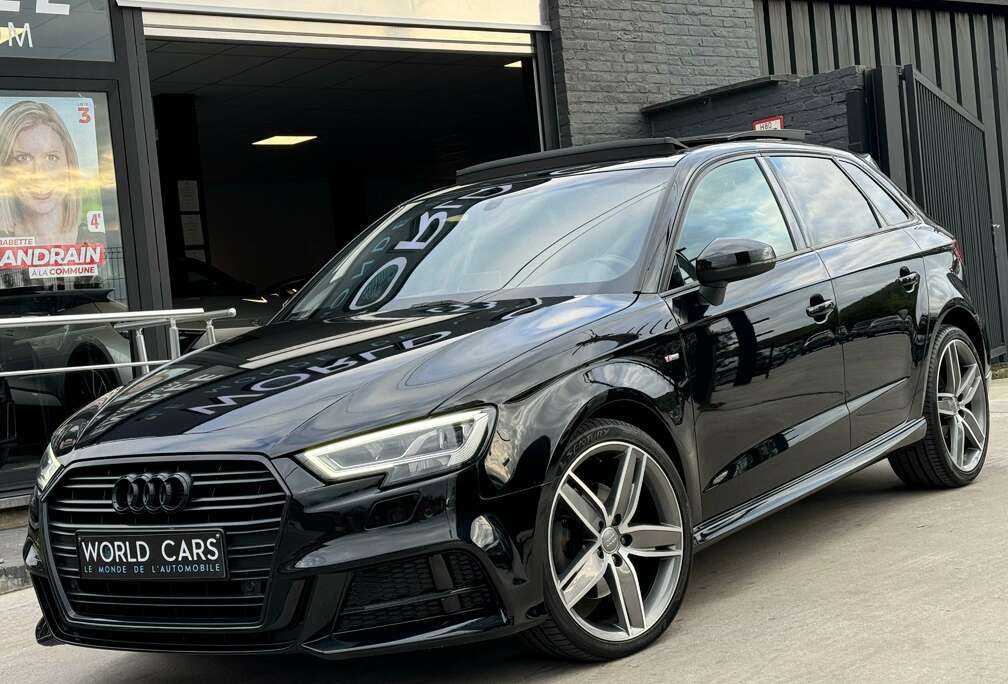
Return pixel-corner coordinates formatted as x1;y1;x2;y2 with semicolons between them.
753;115;785;131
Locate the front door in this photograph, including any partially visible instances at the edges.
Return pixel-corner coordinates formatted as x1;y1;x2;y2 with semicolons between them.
665;157;848;521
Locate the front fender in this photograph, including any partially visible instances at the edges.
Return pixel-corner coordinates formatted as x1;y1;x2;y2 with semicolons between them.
478;358;699;518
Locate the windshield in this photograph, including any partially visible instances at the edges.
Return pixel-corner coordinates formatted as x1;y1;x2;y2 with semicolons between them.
284;167;673;320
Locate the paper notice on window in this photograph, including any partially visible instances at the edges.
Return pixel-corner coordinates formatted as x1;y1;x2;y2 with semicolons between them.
178;180;200;212
181;214;204;246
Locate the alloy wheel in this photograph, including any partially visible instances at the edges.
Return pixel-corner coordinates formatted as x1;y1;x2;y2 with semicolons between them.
548;441;684;642
936;338;987;472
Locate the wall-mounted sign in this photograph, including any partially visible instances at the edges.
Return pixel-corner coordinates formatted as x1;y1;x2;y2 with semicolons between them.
753;115;785;131
0;0;113;62
116;0;548;30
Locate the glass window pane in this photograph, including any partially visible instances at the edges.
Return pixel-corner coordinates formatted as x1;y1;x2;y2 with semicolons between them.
770;156;879;245
0;90;126;495
286;167;673;320
0;0;113;62
674;159;793;284
839;161;909;225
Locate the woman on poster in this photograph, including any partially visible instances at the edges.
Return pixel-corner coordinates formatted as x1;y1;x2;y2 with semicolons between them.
0;100;104;288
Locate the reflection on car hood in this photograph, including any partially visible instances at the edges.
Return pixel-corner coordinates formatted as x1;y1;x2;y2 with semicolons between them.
73;295;635;458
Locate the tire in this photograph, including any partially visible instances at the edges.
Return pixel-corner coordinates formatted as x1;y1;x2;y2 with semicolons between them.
522;418;693;661
889;325;989;488
63;347;119;415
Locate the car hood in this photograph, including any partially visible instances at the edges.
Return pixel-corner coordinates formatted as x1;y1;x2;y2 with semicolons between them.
69;295;635;459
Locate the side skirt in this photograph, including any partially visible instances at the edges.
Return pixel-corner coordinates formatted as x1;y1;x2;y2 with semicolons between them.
692;417;927;548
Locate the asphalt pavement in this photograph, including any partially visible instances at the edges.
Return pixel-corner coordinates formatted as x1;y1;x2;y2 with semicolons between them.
3;383;1008;683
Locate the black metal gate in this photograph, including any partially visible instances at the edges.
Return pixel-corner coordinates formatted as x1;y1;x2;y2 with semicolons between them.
872;65;1008;358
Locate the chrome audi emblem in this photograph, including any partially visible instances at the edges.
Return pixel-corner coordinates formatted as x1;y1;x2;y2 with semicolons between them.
112;472;192;514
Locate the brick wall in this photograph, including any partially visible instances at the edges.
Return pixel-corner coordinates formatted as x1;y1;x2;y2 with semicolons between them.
547;0;761;145
644;66;866;150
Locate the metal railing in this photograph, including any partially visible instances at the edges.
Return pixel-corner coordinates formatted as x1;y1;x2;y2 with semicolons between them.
0;307;237;379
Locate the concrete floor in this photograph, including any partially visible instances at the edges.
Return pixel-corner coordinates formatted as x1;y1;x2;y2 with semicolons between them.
3;384;1008;683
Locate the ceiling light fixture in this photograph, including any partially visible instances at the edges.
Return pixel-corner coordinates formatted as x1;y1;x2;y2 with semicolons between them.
504;60;523;68
252;135;318;146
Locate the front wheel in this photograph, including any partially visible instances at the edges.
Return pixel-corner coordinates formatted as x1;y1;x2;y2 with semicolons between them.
523;419;692;661
890;325;989;487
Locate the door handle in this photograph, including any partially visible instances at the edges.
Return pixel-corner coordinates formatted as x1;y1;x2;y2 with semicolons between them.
806;298;835;321
898;267;920;291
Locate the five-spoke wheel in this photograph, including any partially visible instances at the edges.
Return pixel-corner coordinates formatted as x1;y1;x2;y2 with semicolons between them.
890;325;989;488
525;419;692;660
935;337;987;472
549;441;684;641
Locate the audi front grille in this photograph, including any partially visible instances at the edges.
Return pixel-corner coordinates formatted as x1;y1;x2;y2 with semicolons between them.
43;456;287;626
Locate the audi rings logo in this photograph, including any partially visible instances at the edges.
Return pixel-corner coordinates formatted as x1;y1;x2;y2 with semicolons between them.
112;472;192;514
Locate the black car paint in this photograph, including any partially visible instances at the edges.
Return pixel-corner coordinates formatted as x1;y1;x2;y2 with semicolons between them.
25;141;988;657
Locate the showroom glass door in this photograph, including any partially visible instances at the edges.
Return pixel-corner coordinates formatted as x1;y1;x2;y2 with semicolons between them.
0;1;170;499
0;88;131;496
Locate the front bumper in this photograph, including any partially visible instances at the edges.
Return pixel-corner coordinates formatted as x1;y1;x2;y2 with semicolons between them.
25;455;548;658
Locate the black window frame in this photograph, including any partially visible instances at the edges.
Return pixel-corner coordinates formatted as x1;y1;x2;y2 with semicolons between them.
835;158;918;228
660;151;806;294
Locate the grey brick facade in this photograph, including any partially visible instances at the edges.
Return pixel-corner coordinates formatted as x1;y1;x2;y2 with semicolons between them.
547;0;761;146
645;67;867;150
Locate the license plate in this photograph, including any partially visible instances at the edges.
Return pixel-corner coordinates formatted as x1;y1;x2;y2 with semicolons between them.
76;530;227;581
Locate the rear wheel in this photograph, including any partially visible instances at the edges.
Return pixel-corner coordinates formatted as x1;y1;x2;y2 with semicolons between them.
523;419;692;661
890;325;988;487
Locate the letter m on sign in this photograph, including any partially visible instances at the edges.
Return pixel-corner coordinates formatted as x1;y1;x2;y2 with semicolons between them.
7;23;33;48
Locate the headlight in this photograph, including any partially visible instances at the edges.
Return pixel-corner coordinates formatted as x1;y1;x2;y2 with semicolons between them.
50;386;122;456
298;407;495;486
36;444;63;492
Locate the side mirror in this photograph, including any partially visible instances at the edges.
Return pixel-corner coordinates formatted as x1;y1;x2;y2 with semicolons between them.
695;237;776;305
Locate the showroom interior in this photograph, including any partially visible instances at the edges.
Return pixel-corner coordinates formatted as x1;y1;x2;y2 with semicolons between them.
148;39;541;301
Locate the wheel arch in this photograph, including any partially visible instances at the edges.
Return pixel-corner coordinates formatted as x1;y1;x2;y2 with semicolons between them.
555;388;701;522
66;341;113;368
937;304;988;366
62;342;116;403
910;302;988;419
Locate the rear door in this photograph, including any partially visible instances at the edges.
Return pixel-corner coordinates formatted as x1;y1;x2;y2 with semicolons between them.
664;155;848;520
767;155;927;448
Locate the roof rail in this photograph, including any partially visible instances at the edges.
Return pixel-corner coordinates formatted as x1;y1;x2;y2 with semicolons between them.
457;128;810;184
455;129;810;184
456;137;687;184
676;128;809;145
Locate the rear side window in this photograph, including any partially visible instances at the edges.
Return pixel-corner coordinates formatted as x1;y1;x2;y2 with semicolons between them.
839;161;910;225
770;156;879;245
672;158;794;285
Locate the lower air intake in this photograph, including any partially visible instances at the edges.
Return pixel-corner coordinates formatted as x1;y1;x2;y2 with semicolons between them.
333;550;497;636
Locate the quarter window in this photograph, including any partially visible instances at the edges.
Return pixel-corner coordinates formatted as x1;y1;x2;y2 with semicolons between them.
769;156;879;245
673;159;793;285
839;161;910;225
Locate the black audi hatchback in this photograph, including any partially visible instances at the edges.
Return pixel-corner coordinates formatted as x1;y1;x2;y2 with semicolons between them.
26;131;990;661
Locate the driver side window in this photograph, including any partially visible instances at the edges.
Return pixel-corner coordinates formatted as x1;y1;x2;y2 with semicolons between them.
672;159;794;286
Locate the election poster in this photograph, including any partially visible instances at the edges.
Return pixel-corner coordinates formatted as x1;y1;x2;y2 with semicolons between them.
0;94;116;283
